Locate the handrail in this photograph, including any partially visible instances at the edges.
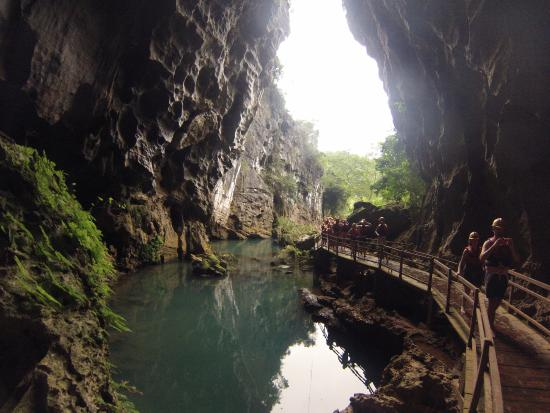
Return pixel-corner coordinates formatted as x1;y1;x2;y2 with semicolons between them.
319;233;550;413
320;233;549;336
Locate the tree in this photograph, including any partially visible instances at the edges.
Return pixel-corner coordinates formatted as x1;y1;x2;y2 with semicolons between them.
372;134;426;207
320;151;385;215
322;184;349;216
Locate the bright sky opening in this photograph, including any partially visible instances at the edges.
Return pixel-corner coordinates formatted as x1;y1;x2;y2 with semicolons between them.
277;0;395;156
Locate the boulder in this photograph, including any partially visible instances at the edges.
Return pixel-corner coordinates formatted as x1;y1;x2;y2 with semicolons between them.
295;234;318;250
348;202;411;240
191;253;228;278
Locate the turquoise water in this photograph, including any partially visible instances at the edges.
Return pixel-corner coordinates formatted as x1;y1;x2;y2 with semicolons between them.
110;240;374;413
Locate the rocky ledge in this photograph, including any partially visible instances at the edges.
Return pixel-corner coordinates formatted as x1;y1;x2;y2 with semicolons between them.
300;275;461;413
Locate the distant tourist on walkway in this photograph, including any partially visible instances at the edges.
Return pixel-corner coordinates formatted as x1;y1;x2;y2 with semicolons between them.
480;218;520;333
375;217;388;243
458;231;483;313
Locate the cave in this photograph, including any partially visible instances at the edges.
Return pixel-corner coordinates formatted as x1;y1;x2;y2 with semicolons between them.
0;0;549;411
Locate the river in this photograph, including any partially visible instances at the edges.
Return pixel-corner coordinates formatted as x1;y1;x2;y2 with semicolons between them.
110;239;377;412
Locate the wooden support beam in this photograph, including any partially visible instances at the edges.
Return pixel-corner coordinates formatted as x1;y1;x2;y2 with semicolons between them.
467;290;479;348
446;267;453;313
399;251;404;279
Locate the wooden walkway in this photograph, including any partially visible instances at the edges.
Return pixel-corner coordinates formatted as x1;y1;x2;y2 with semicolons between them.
319;236;550;413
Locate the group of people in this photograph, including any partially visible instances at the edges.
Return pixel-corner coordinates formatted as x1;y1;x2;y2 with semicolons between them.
322;215;519;334
458;217;520;332
321;216;389;243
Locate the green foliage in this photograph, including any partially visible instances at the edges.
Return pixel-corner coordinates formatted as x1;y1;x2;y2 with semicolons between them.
0;139;126;330
274;216;317;245
191;253;228;277
111;379;141;413
138;235;164;264
279;244;304;259
320;151;385;215
372;134;426;207
15;256;62;310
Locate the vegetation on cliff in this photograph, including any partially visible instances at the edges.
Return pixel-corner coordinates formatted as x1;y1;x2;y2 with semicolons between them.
0;135;132;411
273;216;317;246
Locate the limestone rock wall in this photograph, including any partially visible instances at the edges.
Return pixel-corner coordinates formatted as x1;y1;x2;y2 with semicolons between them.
344;0;550;277
0;0;289;268
212;87;323;239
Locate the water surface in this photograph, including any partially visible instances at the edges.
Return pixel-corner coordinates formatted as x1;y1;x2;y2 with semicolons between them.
110;240;374;412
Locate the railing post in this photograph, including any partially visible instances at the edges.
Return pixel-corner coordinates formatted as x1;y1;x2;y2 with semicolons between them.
335;238;339;257
469;338;491;413
399;251;404;279
353;240;357;262
378;244;383;269
445;267;452;313
507;284;514;313
467;289;479;348
427;258;434;294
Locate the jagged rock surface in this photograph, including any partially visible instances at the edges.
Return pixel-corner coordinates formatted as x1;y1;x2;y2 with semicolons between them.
301;278;460;413
344;0;550;279
0;0;290;269
0;0;293;411
213;87;323;239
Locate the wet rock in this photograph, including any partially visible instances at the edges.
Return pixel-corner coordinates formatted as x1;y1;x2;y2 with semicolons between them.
337;347;459;413
191;253;228;278
344;0;550;279
304;275;461;413
299;288;323;311
295;234;318;251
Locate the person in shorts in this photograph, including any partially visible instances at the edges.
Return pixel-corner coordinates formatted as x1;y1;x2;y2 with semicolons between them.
457;232;483;312
480;218;520;332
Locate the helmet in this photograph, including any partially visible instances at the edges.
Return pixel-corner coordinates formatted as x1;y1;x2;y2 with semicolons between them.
468;231;479;240
491;218;504;230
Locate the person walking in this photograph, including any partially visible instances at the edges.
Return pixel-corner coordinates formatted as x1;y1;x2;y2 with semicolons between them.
457;232;483;313
375;217;389;264
480;218;520;333
375;217;388;243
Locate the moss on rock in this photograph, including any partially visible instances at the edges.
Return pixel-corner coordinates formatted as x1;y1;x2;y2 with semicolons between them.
190;253;228;278
0;134;132;411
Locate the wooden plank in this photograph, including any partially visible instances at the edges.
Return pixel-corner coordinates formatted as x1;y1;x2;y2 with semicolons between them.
498;369;550;390
323;240;550;413
463;337;478;413
501;385;550;402
483;369;493;413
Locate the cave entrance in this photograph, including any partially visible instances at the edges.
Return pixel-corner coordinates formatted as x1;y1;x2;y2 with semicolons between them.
276;0;397;217
276;0;394;157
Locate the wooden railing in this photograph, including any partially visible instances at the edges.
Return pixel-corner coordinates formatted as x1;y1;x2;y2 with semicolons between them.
319;234;550;413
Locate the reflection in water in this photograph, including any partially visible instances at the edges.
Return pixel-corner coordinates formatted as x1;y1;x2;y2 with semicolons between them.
110;240;373;413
